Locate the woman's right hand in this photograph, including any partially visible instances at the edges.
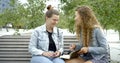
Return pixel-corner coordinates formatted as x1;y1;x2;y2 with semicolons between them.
42;51;55;57
69;44;76;51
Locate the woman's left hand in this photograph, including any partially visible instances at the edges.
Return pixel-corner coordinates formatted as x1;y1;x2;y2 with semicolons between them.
78;47;88;54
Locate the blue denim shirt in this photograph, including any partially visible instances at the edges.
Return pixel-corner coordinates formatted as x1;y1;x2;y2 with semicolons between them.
29;24;64;56
75;28;109;60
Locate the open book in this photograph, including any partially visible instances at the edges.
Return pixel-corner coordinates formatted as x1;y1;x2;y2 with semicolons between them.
60;50;79;59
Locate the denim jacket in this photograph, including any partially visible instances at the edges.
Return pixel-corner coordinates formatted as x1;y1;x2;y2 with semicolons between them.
29;24;63;56
75;28;109;60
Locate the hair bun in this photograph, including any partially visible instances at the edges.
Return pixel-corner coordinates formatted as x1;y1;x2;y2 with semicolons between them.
47;5;53;10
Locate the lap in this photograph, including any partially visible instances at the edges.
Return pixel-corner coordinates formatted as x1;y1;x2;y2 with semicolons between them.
64;55;109;63
30;56;52;63
90;55;109;63
30;56;65;63
91;58;109;63
53;57;65;63
65;57;85;63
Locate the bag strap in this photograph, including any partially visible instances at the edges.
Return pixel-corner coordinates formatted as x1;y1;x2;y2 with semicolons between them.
57;28;60;38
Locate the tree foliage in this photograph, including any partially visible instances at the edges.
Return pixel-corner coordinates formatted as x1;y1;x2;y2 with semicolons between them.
25;0;45;29
0;0;119;32
60;0;120;32
0;0;46;29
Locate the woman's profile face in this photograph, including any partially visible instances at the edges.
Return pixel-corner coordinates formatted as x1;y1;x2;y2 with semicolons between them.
75;11;81;25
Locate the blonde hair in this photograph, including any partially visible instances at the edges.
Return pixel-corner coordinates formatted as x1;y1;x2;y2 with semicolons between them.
75;6;101;47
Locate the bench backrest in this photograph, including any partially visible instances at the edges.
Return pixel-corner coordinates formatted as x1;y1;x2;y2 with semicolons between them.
0;35;79;63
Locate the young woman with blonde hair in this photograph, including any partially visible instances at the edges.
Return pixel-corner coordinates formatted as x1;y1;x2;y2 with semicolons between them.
69;6;109;63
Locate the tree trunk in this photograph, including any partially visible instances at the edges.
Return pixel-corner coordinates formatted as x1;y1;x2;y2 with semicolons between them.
6;27;9;32
0;26;2;31
118;30;120;40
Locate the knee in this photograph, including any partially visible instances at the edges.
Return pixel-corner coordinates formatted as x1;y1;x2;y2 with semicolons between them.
30;57;41;63
53;58;65;63
84;61;92;63
30;56;53;63
65;58;85;63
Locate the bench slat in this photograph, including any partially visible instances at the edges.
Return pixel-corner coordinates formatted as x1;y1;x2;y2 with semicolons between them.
0;35;79;63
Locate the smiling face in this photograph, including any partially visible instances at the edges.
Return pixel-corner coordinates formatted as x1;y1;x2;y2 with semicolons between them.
46;14;59;28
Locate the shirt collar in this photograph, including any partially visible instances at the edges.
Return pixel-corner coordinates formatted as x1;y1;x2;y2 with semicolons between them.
42;24;57;34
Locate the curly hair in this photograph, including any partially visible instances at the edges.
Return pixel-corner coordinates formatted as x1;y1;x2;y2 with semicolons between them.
75;6;101;47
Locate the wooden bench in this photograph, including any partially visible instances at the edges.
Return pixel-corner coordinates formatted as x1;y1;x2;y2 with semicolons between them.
0;35;79;63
